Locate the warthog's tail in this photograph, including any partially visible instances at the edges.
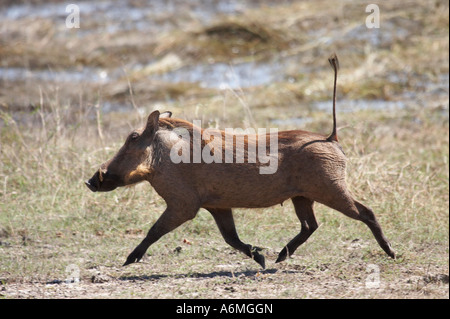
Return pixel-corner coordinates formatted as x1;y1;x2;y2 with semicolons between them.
327;53;339;142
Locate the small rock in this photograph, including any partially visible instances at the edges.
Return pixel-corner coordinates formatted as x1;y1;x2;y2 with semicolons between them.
423;274;449;284
0;241;11;247
91;273;110;283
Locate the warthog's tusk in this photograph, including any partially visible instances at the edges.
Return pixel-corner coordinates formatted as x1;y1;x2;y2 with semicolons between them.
98;168;103;182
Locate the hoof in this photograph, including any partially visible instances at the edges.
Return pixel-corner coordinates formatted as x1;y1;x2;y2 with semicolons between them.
123;247;145;266
275;247;288;263
250;246;265;269
253;252;266;269
388;248;397;259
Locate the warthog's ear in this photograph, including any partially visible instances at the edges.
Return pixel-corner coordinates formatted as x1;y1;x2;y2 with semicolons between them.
142;110;160;140
160;111;172;118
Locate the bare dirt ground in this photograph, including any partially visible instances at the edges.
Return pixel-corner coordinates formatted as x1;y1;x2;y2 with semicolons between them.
3;267;448;299
2;244;448;299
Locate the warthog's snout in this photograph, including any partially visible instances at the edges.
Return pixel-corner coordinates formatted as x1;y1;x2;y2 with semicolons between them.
85;177;98;192
85;169;120;192
85;169;101;192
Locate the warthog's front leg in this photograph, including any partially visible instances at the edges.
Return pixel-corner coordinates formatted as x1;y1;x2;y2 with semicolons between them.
124;204;199;266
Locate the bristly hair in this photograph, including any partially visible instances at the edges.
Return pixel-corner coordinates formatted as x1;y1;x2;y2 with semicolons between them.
327;53;339;142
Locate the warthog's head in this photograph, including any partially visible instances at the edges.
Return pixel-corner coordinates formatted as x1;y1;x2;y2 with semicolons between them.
85;110;171;192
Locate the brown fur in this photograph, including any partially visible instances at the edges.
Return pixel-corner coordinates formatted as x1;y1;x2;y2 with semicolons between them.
85;55;395;268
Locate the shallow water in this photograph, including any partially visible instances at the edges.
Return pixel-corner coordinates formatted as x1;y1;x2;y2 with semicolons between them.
1;0;448;115
0;67;110;84
0;0;296;91
0;56;297;90
150;58;293;89
313;99;407;112
1;61;447;114
1;0;274;34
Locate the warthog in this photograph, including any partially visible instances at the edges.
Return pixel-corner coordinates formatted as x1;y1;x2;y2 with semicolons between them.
85;54;395;268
